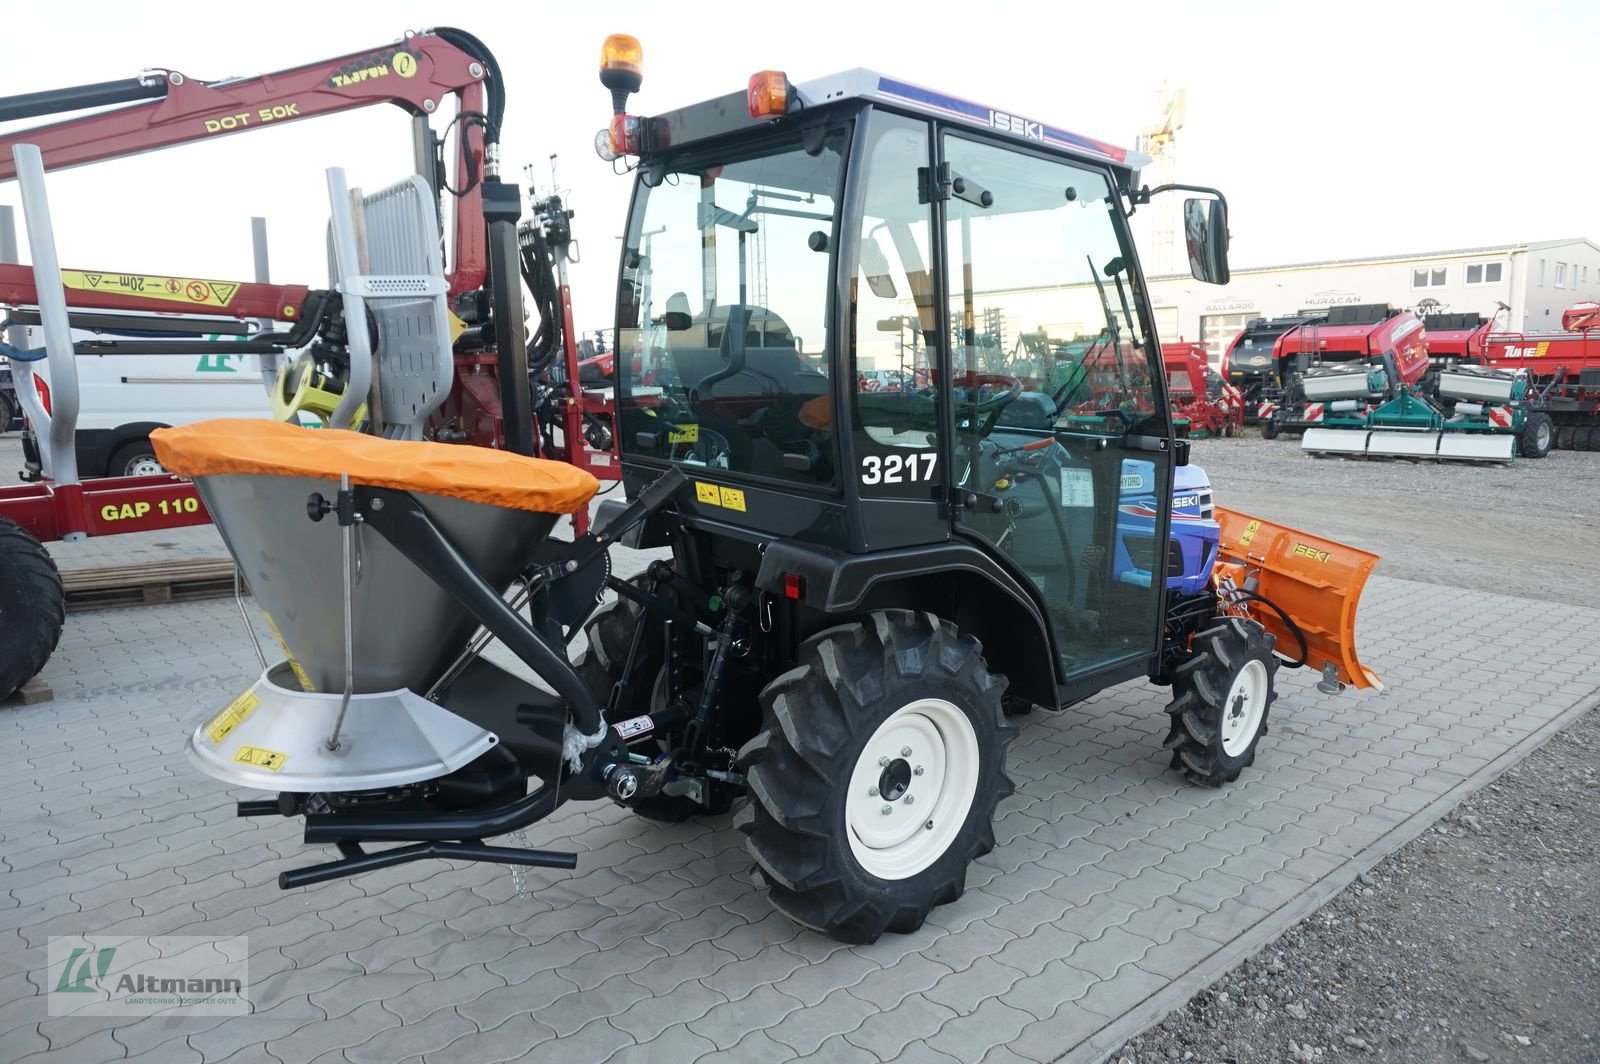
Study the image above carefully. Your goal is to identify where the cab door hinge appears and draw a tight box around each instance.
[921,163,993,208]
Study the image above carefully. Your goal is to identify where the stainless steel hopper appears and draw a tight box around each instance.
[194,471,558,695]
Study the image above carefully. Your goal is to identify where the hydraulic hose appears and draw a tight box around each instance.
[519,223,562,375]
[428,27,504,143]
[1227,588,1309,668]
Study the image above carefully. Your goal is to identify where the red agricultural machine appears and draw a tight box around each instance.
[1161,341,1242,438]
[1256,305,1428,437]
[1562,301,1599,332]
[1221,313,1321,423]
[1418,311,1493,373]
[1479,306,1600,450]
[1254,305,1549,462]
[0,29,616,699]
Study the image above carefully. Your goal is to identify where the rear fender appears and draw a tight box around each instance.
[1213,507,1382,691]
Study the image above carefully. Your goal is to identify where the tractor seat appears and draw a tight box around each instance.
[152,419,600,515]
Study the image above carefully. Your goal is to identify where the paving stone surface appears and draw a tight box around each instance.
[3,506,1597,1063]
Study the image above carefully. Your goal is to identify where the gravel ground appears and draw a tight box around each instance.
[1189,430,1600,608]
[1117,704,1600,1064]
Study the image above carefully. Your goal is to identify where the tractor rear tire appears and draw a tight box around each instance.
[737,611,1014,943]
[1163,617,1277,787]
[1518,412,1554,459]
[1578,426,1599,451]
[0,518,66,703]
[574,572,735,822]
[1556,426,1576,450]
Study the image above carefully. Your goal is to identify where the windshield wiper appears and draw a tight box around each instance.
[1103,257,1144,353]
[1087,255,1137,398]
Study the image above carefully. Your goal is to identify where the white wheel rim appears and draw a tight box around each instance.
[845,697,979,881]
[1220,659,1269,757]
[127,456,165,477]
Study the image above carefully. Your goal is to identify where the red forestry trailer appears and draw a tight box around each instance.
[0,29,615,700]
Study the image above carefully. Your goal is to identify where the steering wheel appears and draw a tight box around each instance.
[951,371,1024,437]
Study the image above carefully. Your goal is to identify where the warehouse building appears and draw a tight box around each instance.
[856,238,1600,379]
[1147,237,1600,366]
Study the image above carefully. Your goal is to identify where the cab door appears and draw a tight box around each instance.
[935,130,1172,681]
[845,111,947,550]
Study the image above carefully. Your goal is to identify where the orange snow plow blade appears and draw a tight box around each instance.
[1213,508,1382,691]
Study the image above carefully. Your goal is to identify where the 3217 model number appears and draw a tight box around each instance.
[860,453,936,485]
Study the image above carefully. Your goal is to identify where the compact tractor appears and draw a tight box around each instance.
[13,34,1381,942]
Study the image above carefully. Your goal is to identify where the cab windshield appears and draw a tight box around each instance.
[940,135,1162,437]
[614,126,849,487]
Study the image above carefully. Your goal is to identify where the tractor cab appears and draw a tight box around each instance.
[602,54,1233,701]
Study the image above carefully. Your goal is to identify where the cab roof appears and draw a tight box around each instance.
[644,69,1149,178]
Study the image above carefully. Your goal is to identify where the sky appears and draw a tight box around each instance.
[2,0,1597,336]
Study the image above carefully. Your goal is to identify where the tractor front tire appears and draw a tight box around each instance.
[1261,418,1281,440]
[1518,412,1554,459]
[0,518,66,703]
[738,611,1014,943]
[1556,426,1576,451]
[1164,618,1277,787]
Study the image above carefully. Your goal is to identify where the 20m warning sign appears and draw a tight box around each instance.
[60,270,240,308]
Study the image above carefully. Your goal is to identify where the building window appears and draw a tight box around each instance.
[1412,266,1447,288]
[1584,266,1590,285]
[1464,261,1503,285]
[1202,312,1254,368]
[1538,259,1546,286]
[1556,262,1567,288]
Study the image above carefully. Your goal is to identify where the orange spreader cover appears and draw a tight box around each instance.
[152,419,600,516]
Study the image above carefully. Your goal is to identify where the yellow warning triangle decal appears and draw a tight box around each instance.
[210,282,239,304]
[85,273,102,288]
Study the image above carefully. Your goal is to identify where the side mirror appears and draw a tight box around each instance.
[1183,197,1230,285]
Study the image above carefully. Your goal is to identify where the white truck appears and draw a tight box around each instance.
[18,337,278,478]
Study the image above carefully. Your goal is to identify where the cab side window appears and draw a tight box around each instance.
[850,114,939,494]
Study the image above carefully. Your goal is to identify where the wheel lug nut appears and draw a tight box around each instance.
[868,786,879,797]
[881,804,893,815]
[904,795,915,805]
[878,756,890,767]
[913,765,924,776]
[901,747,912,757]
